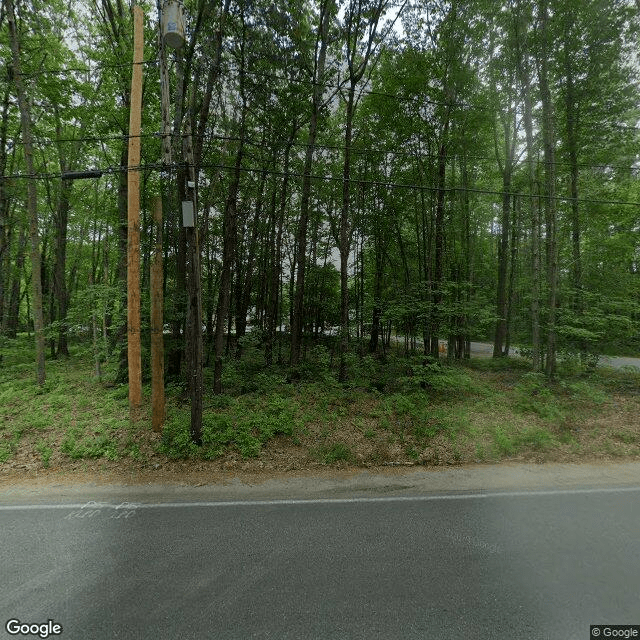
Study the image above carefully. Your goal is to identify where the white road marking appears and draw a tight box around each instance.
[1,485,640,510]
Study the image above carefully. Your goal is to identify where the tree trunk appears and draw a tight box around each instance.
[537,0,558,378]
[492,106,517,358]
[52,174,72,358]
[290,0,331,368]
[430,117,449,360]
[7,0,46,384]
[563,21,582,314]
[0,85,11,332]
[4,225,26,338]
[338,84,356,382]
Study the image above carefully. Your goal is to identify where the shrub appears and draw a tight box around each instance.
[315,442,355,464]
[157,412,200,459]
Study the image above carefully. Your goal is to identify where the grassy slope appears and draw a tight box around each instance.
[1,334,639,473]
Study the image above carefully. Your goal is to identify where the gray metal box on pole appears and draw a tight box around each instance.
[182,200,194,227]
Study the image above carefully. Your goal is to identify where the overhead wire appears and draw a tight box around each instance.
[4,20,639,201]
[4,160,640,208]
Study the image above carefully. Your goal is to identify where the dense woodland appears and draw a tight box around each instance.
[1,0,639,394]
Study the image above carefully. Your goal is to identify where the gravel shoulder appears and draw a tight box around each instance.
[2,460,640,505]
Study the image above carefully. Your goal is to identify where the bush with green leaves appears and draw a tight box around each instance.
[513,372,563,421]
[295,343,334,383]
[397,358,480,396]
[493,426,555,457]
[61,428,120,460]
[157,413,201,459]
[313,442,355,464]
[36,440,53,467]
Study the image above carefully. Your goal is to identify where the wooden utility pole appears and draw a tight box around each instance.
[7,0,46,385]
[183,122,203,445]
[128,5,144,414]
[151,196,165,432]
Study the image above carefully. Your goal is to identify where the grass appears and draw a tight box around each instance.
[1,334,639,471]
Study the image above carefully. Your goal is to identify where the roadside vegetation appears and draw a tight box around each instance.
[1,334,639,476]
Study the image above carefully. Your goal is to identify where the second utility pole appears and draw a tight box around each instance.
[127,5,144,416]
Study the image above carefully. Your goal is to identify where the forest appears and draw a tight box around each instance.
[1,0,639,468]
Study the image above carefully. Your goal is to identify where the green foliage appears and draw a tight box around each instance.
[157,413,200,460]
[0,441,17,463]
[493,426,555,456]
[159,392,300,460]
[35,439,53,467]
[61,428,120,460]
[561,380,607,405]
[414,416,452,442]
[294,344,336,384]
[396,358,482,397]
[314,442,355,464]
[514,373,565,422]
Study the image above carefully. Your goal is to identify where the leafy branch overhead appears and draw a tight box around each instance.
[0,0,638,400]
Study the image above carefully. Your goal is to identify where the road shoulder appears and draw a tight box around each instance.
[1,460,640,505]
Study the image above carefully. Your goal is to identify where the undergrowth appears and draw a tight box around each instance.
[1,334,639,468]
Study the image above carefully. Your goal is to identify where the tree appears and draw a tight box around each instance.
[6,0,46,384]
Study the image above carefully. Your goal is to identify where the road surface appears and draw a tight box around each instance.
[450,340,640,370]
[2,464,639,640]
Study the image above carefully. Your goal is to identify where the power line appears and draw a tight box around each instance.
[4,161,640,208]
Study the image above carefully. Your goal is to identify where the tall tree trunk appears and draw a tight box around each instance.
[368,192,385,354]
[493,106,517,357]
[514,7,541,371]
[7,0,46,384]
[537,0,558,378]
[5,225,26,338]
[338,84,356,381]
[290,0,331,368]
[563,21,582,314]
[505,195,520,355]
[52,103,77,359]
[52,177,71,357]
[213,47,247,393]
[235,169,267,354]
[430,117,449,360]
[0,85,11,332]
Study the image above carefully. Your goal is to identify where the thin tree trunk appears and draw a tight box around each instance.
[290,0,331,368]
[563,22,582,314]
[430,117,449,360]
[0,85,11,332]
[505,195,520,355]
[493,108,516,357]
[537,0,558,378]
[7,0,45,384]
[213,89,246,395]
[338,84,356,381]
[5,225,26,338]
[515,6,542,372]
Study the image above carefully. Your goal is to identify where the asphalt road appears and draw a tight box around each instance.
[469,341,640,370]
[2,481,639,640]
[391,337,640,370]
